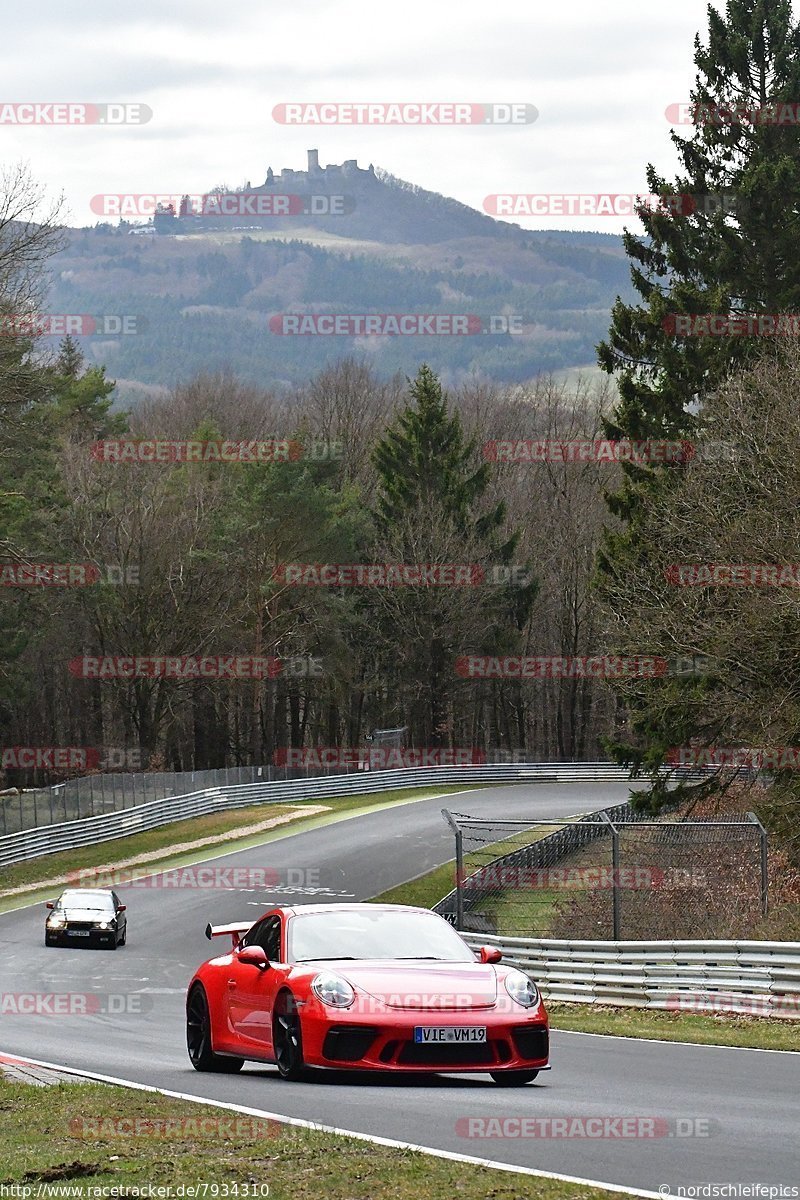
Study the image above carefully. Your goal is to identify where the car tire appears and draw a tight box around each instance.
[120,927,126,946]
[186,985,243,1073]
[490,1070,539,1086]
[273,991,306,1081]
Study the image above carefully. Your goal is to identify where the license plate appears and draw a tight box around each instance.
[68,930,91,937]
[414,1026,486,1044]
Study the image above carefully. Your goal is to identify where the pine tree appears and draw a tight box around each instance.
[597,1,800,793]
[599,0,800,528]
[371,365,537,743]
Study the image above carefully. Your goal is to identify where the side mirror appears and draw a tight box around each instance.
[478,945,502,964]
[238,945,269,970]
[45,901,54,910]
[117,904,127,913]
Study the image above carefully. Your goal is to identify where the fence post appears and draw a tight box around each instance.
[600,810,621,939]
[747,811,768,916]
[442,809,464,929]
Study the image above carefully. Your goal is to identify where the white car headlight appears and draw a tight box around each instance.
[504,969,539,1008]
[47,915,66,927]
[311,972,355,1008]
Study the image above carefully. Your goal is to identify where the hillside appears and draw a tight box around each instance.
[47,154,635,396]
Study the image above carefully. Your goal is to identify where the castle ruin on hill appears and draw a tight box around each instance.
[252,149,375,190]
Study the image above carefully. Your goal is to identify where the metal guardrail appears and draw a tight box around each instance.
[461,933,800,1018]
[0,762,646,868]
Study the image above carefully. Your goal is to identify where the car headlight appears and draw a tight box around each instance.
[98,921,110,930]
[46,915,66,928]
[504,969,540,1008]
[311,971,355,1008]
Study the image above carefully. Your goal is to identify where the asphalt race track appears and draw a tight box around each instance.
[1,782,798,1194]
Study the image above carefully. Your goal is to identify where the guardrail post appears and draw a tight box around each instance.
[747,811,768,916]
[442,809,464,928]
[600,809,621,939]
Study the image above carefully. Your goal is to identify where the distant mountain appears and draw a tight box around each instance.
[149,150,530,245]
[47,152,635,397]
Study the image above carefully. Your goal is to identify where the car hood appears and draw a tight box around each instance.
[334,961,499,1010]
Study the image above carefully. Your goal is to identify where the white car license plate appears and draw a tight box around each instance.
[414,1026,486,1044]
[68,930,91,937]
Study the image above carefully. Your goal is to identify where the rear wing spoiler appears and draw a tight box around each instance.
[205,921,251,949]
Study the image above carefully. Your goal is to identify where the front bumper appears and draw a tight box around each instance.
[300,1008,549,1073]
[45,927,117,946]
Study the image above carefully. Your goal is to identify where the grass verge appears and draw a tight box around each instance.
[0,786,475,910]
[370,822,563,911]
[548,1002,800,1052]
[0,1074,631,1199]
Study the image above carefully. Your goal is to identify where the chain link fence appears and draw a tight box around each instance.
[0,761,374,836]
[436,805,768,941]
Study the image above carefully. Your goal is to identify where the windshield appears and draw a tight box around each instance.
[288,909,474,963]
[57,892,114,912]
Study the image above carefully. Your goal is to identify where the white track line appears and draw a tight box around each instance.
[0,1048,674,1199]
[552,1028,800,1054]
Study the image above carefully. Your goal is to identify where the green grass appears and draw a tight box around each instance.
[0,1075,633,1198]
[371,859,459,908]
[0,786,475,907]
[370,823,565,929]
[549,1002,800,1052]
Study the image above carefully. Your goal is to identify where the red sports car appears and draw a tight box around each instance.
[186,902,549,1085]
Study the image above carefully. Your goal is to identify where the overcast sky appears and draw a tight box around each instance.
[2,0,726,235]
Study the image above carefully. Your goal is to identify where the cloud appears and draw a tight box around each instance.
[0,0,724,234]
